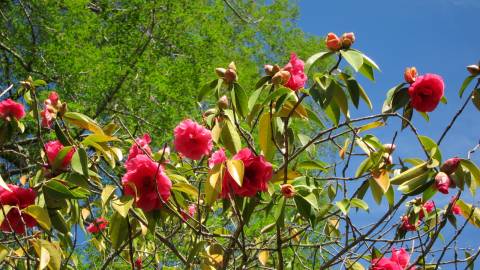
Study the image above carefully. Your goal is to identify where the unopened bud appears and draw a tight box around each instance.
[264,65,274,76]
[217,95,229,110]
[440,157,461,175]
[58,103,67,116]
[435,172,452,194]
[204,108,217,117]
[272,70,291,85]
[224,68,237,83]
[215,68,226,78]
[341,32,355,49]
[280,184,296,198]
[404,67,418,84]
[467,65,480,76]
[325,33,342,51]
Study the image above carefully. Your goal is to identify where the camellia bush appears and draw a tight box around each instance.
[0,32,480,270]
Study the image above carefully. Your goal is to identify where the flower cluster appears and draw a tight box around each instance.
[0,184,37,234]
[40,92,65,128]
[265,53,307,91]
[325,32,355,51]
[371,248,415,270]
[86,217,109,234]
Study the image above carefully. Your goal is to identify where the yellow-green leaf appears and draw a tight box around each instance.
[101,185,116,209]
[111,196,134,218]
[258,250,269,266]
[23,205,51,230]
[205,164,223,205]
[226,159,244,187]
[258,112,274,161]
[372,169,390,193]
[172,182,198,198]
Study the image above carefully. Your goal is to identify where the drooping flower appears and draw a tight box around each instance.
[44,140,75,169]
[86,217,109,234]
[0,99,25,121]
[435,172,452,194]
[407,74,444,112]
[0,185,37,234]
[174,119,213,160]
[208,148,227,169]
[122,155,172,212]
[371,248,414,270]
[127,134,152,163]
[221,148,273,198]
[282,53,307,91]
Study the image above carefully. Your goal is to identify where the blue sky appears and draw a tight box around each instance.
[297,0,479,267]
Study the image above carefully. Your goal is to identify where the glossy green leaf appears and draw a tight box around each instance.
[23,205,51,230]
[109,211,128,250]
[340,50,364,71]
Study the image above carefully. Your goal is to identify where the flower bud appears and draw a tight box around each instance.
[58,103,67,117]
[272,70,291,85]
[466,64,480,76]
[401,215,418,231]
[435,172,452,194]
[203,108,217,117]
[325,33,342,51]
[280,184,296,198]
[215,68,226,78]
[217,95,229,110]
[404,67,418,84]
[383,143,396,154]
[48,92,60,106]
[341,32,355,49]
[440,157,461,175]
[264,65,274,76]
[228,61,237,71]
[224,68,237,83]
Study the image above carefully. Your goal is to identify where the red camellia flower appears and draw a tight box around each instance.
[174,119,213,160]
[441,157,461,175]
[122,155,172,212]
[435,172,452,194]
[127,134,153,163]
[372,248,414,270]
[419,201,435,219]
[0,185,37,234]
[86,217,108,234]
[282,53,307,91]
[0,99,26,121]
[221,148,273,198]
[47,92,59,106]
[208,148,227,169]
[407,73,444,112]
[44,140,75,169]
[401,215,418,231]
[325,33,342,51]
[135,258,142,270]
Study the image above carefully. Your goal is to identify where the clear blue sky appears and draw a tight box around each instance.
[298,0,479,266]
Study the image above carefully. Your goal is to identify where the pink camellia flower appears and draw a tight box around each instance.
[0,99,26,121]
[419,201,435,219]
[435,172,452,194]
[221,148,273,198]
[41,107,54,128]
[44,140,75,169]
[282,53,307,91]
[325,33,342,51]
[86,217,109,234]
[371,248,414,270]
[208,148,227,169]
[407,74,444,112]
[47,92,59,106]
[440,157,461,175]
[181,203,197,221]
[401,215,418,231]
[122,155,172,212]
[127,134,152,163]
[0,184,37,234]
[174,119,213,160]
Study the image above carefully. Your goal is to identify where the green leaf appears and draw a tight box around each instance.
[461,159,480,187]
[456,199,480,227]
[109,211,128,250]
[232,83,249,118]
[63,112,104,134]
[198,79,218,101]
[472,88,480,111]
[112,196,134,218]
[220,119,242,154]
[358,64,375,81]
[369,178,383,205]
[248,87,263,111]
[336,199,350,215]
[401,104,413,130]
[101,185,116,209]
[274,197,286,226]
[296,160,328,172]
[340,50,364,71]
[172,182,198,198]
[23,205,51,230]
[205,164,223,206]
[49,210,69,234]
[304,51,332,74]
[54,122,70,146]
[44,180,88,199]
[258,112,275,162]
[71,148,89,177]
[325,101,340,126]
[459,76,475,98]
[226,160,244,187]
[350,198,369,212]
[31,240,61,270]
[390,162,428,185]
[419,135,442,166]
